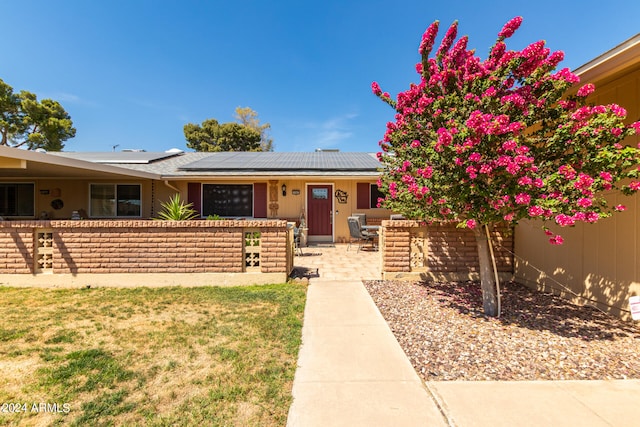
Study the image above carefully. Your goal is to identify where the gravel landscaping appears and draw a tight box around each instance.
[364,280,640,381]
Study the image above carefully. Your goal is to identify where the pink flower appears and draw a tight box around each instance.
[389,182,397,198]
[437,127,453,146]
[611,127,622,137]
[571,106,592,121]
[498,16,523,39]
[546,50,564,67]
[419,21,440,55]
[574,173,594,190]
[371,82,382,96]
[550,235,564,245]
[599,172,612,182]
[401,174,415,184]
[479,164,493,174]
[576,83,595,97]
[502,140,517,151]
[417,166,433,178]
[503,213,515,221]
[528,206,544,217]
[553,68,580,84]
[559,100,576,110]
[515,193,531,205]
[482,86,497,98]
[466,165,478,179]
[518,176,533,186]
[555,214,575,227]
[411,139,421,148]
[436,21,458,58]
[469,152,482,162]
[609,104,627,118]
[573,212,586,221]
[615,205,626,211]
[577,198,592,208]
[585,212,599,223]
[466,219,477,229]
[629,181,640,191]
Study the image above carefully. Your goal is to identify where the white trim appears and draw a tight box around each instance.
[88,183,143,218]
[0,145,160,180]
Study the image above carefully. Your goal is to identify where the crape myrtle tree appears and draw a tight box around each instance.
[372,17,640,317]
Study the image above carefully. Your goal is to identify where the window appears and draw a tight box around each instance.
[312,188,328,199]
[370,184,385,208]
[357,182,384,209]
[0,183,34,217]
[90,184,141,217]
[202,184,253,217]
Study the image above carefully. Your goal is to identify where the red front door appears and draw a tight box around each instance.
[307,184,333,241]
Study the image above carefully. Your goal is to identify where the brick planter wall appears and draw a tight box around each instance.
[0,225,35,274]
[381,220,514,280]
[0,220,290,276]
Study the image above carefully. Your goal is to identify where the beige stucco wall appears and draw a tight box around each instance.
[166,177,391,243]
[2,178,155,219]
[514,54,640,321]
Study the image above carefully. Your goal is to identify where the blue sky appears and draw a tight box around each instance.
[2,0,638,153]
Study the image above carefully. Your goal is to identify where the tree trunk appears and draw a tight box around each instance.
[473,226,499,317]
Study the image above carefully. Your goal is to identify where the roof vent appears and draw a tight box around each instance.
[315,148,340,152]
[121,149,146,152]
[165,148,184,154]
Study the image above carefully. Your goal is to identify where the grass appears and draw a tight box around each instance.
[0,283,306,426]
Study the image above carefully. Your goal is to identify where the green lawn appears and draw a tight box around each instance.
[0,283,306,426]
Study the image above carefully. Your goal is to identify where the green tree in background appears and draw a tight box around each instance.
[235,106,274,151]
[184,107,272,152]
[0,78,76,151]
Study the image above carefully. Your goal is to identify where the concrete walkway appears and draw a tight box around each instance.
[287,244,640,426]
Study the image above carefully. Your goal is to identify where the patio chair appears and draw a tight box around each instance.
[351,212,367,225]
[347,216,376,252]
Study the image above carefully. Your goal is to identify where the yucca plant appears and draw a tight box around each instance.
[156,194,199,220]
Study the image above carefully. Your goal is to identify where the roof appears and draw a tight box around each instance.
[573,33,640,84]
[115,151,382,178]
[50,151,182,164]
[1,147,381,180]
[179,152,380,172]
[0,145,161,180]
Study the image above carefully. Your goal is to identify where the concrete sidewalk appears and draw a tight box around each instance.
[286,278,446,426]
[429,379,640,426]
[287,245,640,426]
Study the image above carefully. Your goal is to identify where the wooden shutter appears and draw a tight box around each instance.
[253,183,267,218]
[187,182,202,215]
[357,182,370,209]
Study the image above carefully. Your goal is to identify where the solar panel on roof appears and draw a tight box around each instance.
[50,151,181,164]
[178,152,380,171]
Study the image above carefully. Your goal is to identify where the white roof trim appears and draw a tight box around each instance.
[0,146,161,180]
[573,33,640,80]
